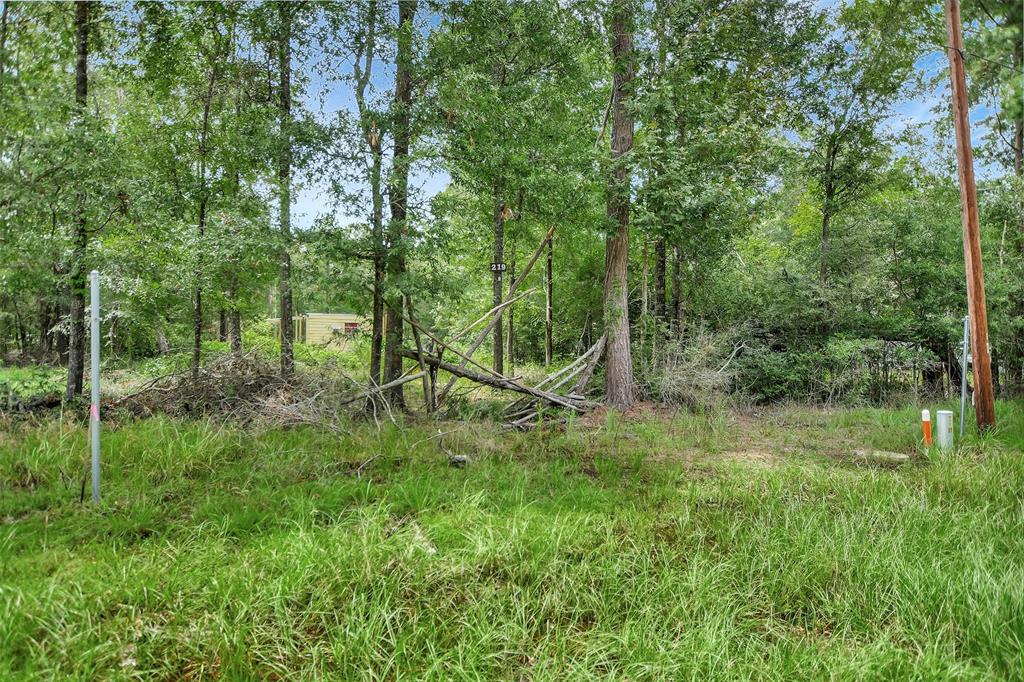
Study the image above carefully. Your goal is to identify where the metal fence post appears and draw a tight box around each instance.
[959,314,969,439]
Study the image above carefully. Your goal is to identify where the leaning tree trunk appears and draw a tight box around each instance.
[382,0,417,409]
[603,0,636,410]
[278,1,294,377]
[65,0,89,401]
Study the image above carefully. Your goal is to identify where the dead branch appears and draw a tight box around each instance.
[398,349,593,412]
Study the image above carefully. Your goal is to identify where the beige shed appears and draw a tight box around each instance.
[268,312,367,348]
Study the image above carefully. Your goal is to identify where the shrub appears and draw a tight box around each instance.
[644,326,738,412]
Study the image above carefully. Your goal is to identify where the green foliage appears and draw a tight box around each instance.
[1,0,1022,405]
[0,366,64,404]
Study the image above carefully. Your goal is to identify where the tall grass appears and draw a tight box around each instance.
[1,403,1022,679]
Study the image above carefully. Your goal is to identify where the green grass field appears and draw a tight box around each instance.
[2,402,1023,680]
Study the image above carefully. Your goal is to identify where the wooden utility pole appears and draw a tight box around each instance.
[944,0,995,429]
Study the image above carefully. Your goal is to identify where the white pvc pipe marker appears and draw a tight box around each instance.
[90,270,100,503]
[936,410,954,450]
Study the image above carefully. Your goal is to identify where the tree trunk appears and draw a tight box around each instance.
[278,1,294,378]
[55,298,69,362]
[156,318,170,355]
[492,194,505,376]
[38,301,54,359]
[65,0,89,401]
[1010,39,1023,390]
[654,236,666,325]
[819,141,837,286]
[1014,41,1022,180]
[218,309,227,341]
[603,0,635,410]
[227,273,242,354]
[992,352,1001,398]
[382,0,417,409]
[820,208,833,285]
[352,0,384,390]
[11,298,26,355]
[192,200,205,380]
[0,1,9,100]
[545,233,553,366]
[190,22,222,381]
[370,267,384,385]
[506,238,515,370]
[671,245,682,331]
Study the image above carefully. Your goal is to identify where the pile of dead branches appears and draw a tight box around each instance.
[112,351,363,428]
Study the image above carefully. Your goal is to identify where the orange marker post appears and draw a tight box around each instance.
[921,409,933,448]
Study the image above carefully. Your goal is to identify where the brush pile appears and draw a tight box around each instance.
[113,351,362,429]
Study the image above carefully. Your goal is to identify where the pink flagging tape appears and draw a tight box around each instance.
[90,403,100,422]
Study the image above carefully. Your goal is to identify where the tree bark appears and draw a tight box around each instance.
[382,0,417,409]
[192,200,205,380]
[506,237,515,371]
[819,140,837,286]
[156,318,170,355]
[671,244,682,331]
[1009,32,1023,389]
[820,208,833,285]
[1014,40,1022,179]
[227,273,241,354]
[190,18,224,381]
[65,0,89,401]
[603,0,635,410]
[654,236,666,325]
[545,233,553,366]
[218,309,227,341]
[352,0,384,387]
[278,1,294,377]
[38,301,53,359]
[492,194,505,375]
[0,1,9,100]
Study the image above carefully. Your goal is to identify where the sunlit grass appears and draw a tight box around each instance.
[1,403,1022,679]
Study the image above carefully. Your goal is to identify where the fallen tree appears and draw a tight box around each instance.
[397,349,596,412]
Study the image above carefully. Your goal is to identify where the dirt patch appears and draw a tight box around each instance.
[718,447,781,466]
[577,401,679,429]
[651,446,782,468]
